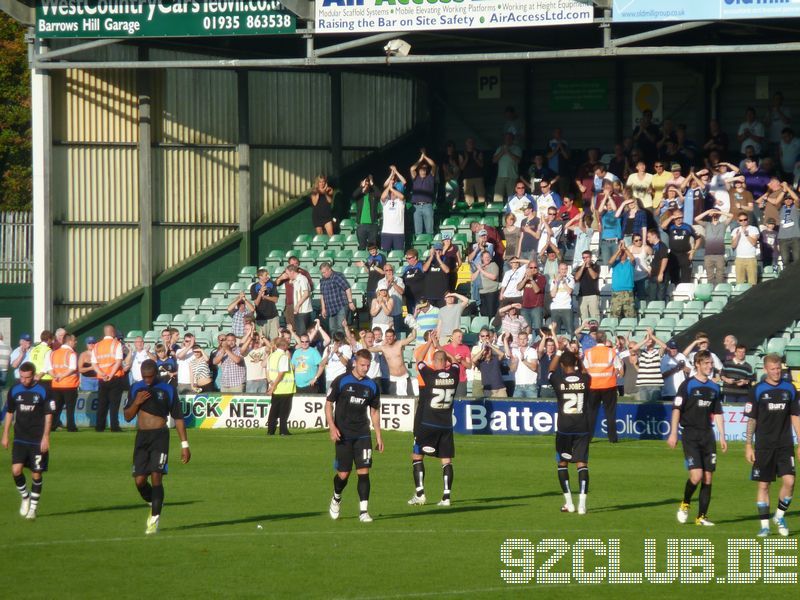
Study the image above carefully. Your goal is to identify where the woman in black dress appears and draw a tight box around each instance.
[309,174,334,235]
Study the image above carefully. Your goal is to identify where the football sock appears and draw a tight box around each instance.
[757,502,770,529]
[151,484,164,517]
[776,497,792,519]
[357,474,370,513]
[137,482,153,504]
[698,483,711,517]
[442,463,453,500]
[412,460,425,496]
[13,474,28,499]
[577,467,589,495]
[333,474,348,501]
[557,467,573,507]
[683,479,698,505]
[30,479,42,511]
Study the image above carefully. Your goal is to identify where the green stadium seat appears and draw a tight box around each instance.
[328,234,346,249]
[125,330,144,342]
[701,300,725,316]
[683,300,704,315]
[153,313,172,329]
[731,283,751,296]
[617,318,637,334]
[204,314,224,333]
[352,250,369,262]
[458,217,473,228]
[171,314,190,329]
[210,282,230,299]
[188,314,206,334]
[388,250,404,261]
[343,266,362,279]
[662,300,684,317]
[267,249,284,260]
[637,316,659,330]
[337,249,354,260]
[643,301,665,316]
[216,297,232,313]
[143,330,159,344]
[694,283,714,302]
[452,233,469,247]
[339,218,356,233]
[352,281,367,294]
[785,338,800,367]
[655,317,676,334]
[264,262,281,274]
[441,216,460,228]
[676,316,699,330]
[238,266,258,285]
[766,338,787,357]
[599,317,618,334]
[229,282,248,296]
[470,316,490,333]
[460,316,472,331]
[198,297,218,315]
[416,234,433,246]
[319,250,337,262]
[343,234,359,248]
[310,234,330,249]
[711,283,732,300]
[293,234,312,250]
[181,297,202,315]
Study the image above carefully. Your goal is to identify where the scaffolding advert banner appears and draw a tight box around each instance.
[612,0,800,23]
[35,0,296,38]
[314,0,594,34]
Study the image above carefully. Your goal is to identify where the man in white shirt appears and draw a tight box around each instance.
[377,264,405,333]
[498,258,527,305]
[502,331,539,398]
[505,185,535,223]
[288,265,313,335]
[660,340,689,400]
[175,332,196,395]
[128,336,153,383]
[320,331,353,390]
[548,262,574,335]
[731,212,760,285]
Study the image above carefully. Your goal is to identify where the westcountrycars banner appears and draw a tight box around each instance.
[314,0,594,34]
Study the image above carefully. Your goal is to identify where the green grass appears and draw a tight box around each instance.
[1,430,797,598]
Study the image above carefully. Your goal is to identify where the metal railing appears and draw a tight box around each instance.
[0,211,33,284]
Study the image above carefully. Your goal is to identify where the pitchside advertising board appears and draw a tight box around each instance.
[612,0,800,22]
[56,392,768,442]
[35,0,296,38]
[314,0,594,34]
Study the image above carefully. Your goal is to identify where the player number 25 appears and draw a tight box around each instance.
[562,393,584,415]
[431,388,455,410]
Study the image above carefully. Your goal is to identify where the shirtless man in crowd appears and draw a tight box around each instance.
[367,328,416,396]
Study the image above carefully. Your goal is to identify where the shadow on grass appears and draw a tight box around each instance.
[588,498,676,513]
[166,510,324,531]
[378,502,525,520]
[459,491,561,504]
[712,514,764,525]
[47,500,198,517]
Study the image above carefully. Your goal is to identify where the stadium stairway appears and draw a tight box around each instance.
[674,258,800,358]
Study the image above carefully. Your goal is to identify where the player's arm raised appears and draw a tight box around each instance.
[370,406,384,453]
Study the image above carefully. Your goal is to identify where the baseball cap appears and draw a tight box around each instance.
[433,242,443,250]
[666,340,678,349]
[441,232,452,240]
[20,333,31,342]
[670,163,681,171]
[85,336,97,344]
[477,229,488,236]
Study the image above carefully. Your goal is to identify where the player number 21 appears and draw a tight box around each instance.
[562,393,584,415]
[431,388,455,410]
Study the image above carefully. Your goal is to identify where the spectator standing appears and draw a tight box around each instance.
[242,331,268,394]
[318,262,355,335]
[505,331,538,398]
[694,209,731,286]
[442,140,461,209]
[309,174,334,236]
[650,161,671,214]
[646,228,669,301]
[175,333,196,395]
[442,329,471,397]
[505,183,534,224]
[472,251,500,318]
[621,195,648,246]
[319,331,353,391]
[422,242,451,307]
[352,175,380,250]
[251,269,280,341]
[498,257,526,306]
[378,264,405,333]
[731,213,760,284]
[214,333,246,393]
[410,151,437,235]
[0,333,10,388]
[286,265,313,335]
[459,137,486,206]
[546,128,571,191]
[401,249,425,315]
[127,336,154,384]
[758,218,779,272]
[380,166,407,252]
[471,329,507,398]
[779,128,800,176]
[720,344,755,404]
[660,340,689,401]
[501,214,522,271]
[92,324,126,432]
[516,204,541,261]
[189,346,214,393]
[290,330,323,393]
[777,188,800,266]
[154,343,177,387]
[567,212,595,268]
[534,180,562,221]
[227,292,254,339]
[597,188,623,264]
[737,107,766,157]
[573,251,600,322]
[663,211,699,284]
[412,299,440,345]
[357,244,386,303]
[78,336,98,392]
[369,283,395,333]
[9,333,32,382]
[517,260,547,332]
[628,233,651,311]
[46,334,80,432]
[548,262,574,335]
[631,329,666,403]
[437,292,470,340]
[266,338,296,436]
[626,161,654,208]
[494,303,529,339]
[492,133,522,204]
[608,242,637,319]
[584,331,622,443]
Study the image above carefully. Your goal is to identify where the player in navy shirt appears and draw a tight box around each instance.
[408,353,459,507]
[744,353,800,537]
[2,362,53,520]
[124,359,190,535]
[667,350,727,526]
[325,350,383,523]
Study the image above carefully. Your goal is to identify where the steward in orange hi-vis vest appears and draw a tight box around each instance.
[46,334,80,431]
[582,332,622,444]
[91,325,127,432]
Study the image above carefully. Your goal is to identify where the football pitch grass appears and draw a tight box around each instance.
[1,429,797,599]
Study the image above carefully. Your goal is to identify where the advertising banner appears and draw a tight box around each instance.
[550,79,608,111]
[36,0,296,39]
[314,0,594,34]
[612,0,800,23]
